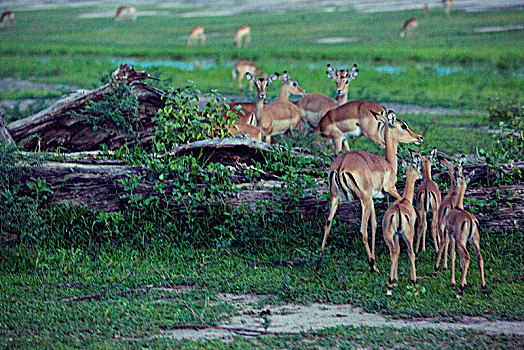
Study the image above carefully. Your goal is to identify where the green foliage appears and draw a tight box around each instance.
[70,83,140,140]
[487,92,523,122]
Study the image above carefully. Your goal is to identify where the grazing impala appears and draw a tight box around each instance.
[315,100,418,154]
[230,71,306,126]
[297,63,358,128]
[399,17,418,38]
[414,148,442,255]
[233,25,251,48]
[434,170,488,298]
[443,0,452,16]
[0,11,15,28]
[320,111,423,271]
[186,26,206,46]
[245,72,302,144]
[383,156,423,294]
[114,5,137,20]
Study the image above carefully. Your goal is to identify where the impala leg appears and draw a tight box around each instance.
[450,236,457,287]
[360,199,376,271]
[443,234,449,270]
[470,231,488,295]
[321,184,339,255]
[404,228,417,284]
[370,204,377,261]
[433,228,447,276]
[384,233,397,295]
[238,74,244,90]
[415,203,425,254]
[456,238,471,299]
[431,205,440,253]
[332,136,343,154]
[393,234,400,282]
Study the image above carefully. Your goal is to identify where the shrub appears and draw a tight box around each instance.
[486,92,523,122]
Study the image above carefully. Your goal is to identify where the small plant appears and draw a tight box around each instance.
[486,92,522,122]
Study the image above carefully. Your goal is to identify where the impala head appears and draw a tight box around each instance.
[326,63,358,97]
[453,168,474,191]
[279,71,306,97]
[401,154,423,181]
[246,72,278,100]
[373,110,423,145]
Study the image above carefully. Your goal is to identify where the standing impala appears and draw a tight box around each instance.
[233,25,251,48]
[434,170,488,298]
[399,17,418,38]
[382,156,423,294]
[230,71,306,126]
[316,100,410,154]
[297,63,358,128]
[186,26,206,46]
[232,60,264,92]
[414,148,442,255]
[245,72,302,144]
[320,111,423,271]
[0,11,15,28]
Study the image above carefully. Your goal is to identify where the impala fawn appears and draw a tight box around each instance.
[382,155,423,294]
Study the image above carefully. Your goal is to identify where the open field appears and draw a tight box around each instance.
[1,1,523,348]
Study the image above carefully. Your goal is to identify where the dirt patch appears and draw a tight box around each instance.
[317,37,360,44]
[0,78,77,92]
[159,293,524,340]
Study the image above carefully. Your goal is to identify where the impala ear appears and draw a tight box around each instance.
[279,71,290,83]
[430,147,438,161]
[370,110,381,120]
[245,72,255,82]
[399,157,408,169]
[465,170,476,184]
[268,72,279,83]
[326,64,337,80]
[387,110,397,126]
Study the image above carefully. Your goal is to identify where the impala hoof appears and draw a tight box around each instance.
[386,289,393,296]
[450,283,456,288]
[433,269,439,276]
[481,285,489,295]
[411,279,418,285]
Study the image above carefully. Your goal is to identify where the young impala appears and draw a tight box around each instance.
[245,72,302,144]
[297,63,358,128]
[230,71,306,126]
[434,169,488,298]
[414,148,442,255]
[399,17,418,38]
[382,156,423,294]
[320,111,423,271]
[436,158,464,270]
[233,25,251,48]
[186,26,206,46]
[315,100,414,154]
[114,5,137,20]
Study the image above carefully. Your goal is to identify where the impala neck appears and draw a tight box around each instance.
[255,97,265,125]
[403,170,417,204]
[384,125,399,176]
[336,93,347,105]
[455,184,466,210]
[277,84,289,102]
[423,160,432,180]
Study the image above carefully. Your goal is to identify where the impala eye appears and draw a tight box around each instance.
[293,82,297,87]
[345,79,349,84]
[401,123,408,130]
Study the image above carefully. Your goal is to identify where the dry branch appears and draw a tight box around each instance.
[0,107,15,146]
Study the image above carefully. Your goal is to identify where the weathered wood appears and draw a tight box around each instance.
[18,156,524,232]
[0,107,15,146]
[7,64,164,152]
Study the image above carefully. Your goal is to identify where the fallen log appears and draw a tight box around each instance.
[17,154,524,232]
[0,107,15,146]
[7,64,164,152]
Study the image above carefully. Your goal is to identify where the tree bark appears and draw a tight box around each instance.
[0,107,15,146]
[7,64,164,152]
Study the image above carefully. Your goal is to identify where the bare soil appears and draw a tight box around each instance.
[158,292,524,341]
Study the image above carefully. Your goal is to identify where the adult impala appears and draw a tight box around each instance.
[297,63,358,128]
[186,26,206,46]
[245,72,302,144]
[233,25,251,48]
[0,11,15,28]
[399,17,418,38]
[230,71,306,126]
[414,148,442,255]
[114,5,137,20]
[320,111,423,271]
[316,100,414,153]
[232,60,264,92]
[382,156,423,294]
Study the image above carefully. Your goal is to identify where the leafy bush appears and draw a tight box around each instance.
[487,92,523,122]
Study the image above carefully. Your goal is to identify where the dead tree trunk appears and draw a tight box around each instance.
[0,107,15,146]
[7,64,164,152]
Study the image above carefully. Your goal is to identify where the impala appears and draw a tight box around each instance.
[434,169,488,298]
[297,63,358,128]
[227,123,262,141]
[315,100,418,154]
[186,26,206,46]
[233,25,251,48]
[414,148,442,255]
[399,17,418,38]
[0,11,15,27]
[383,156,423,294]
[245,72,302,144]
[232,60,264,92]
[229,71,306,126]
[114,5,137,20]
[436,158,464,270]
[443,0,452,16]
[320,111,423,271]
